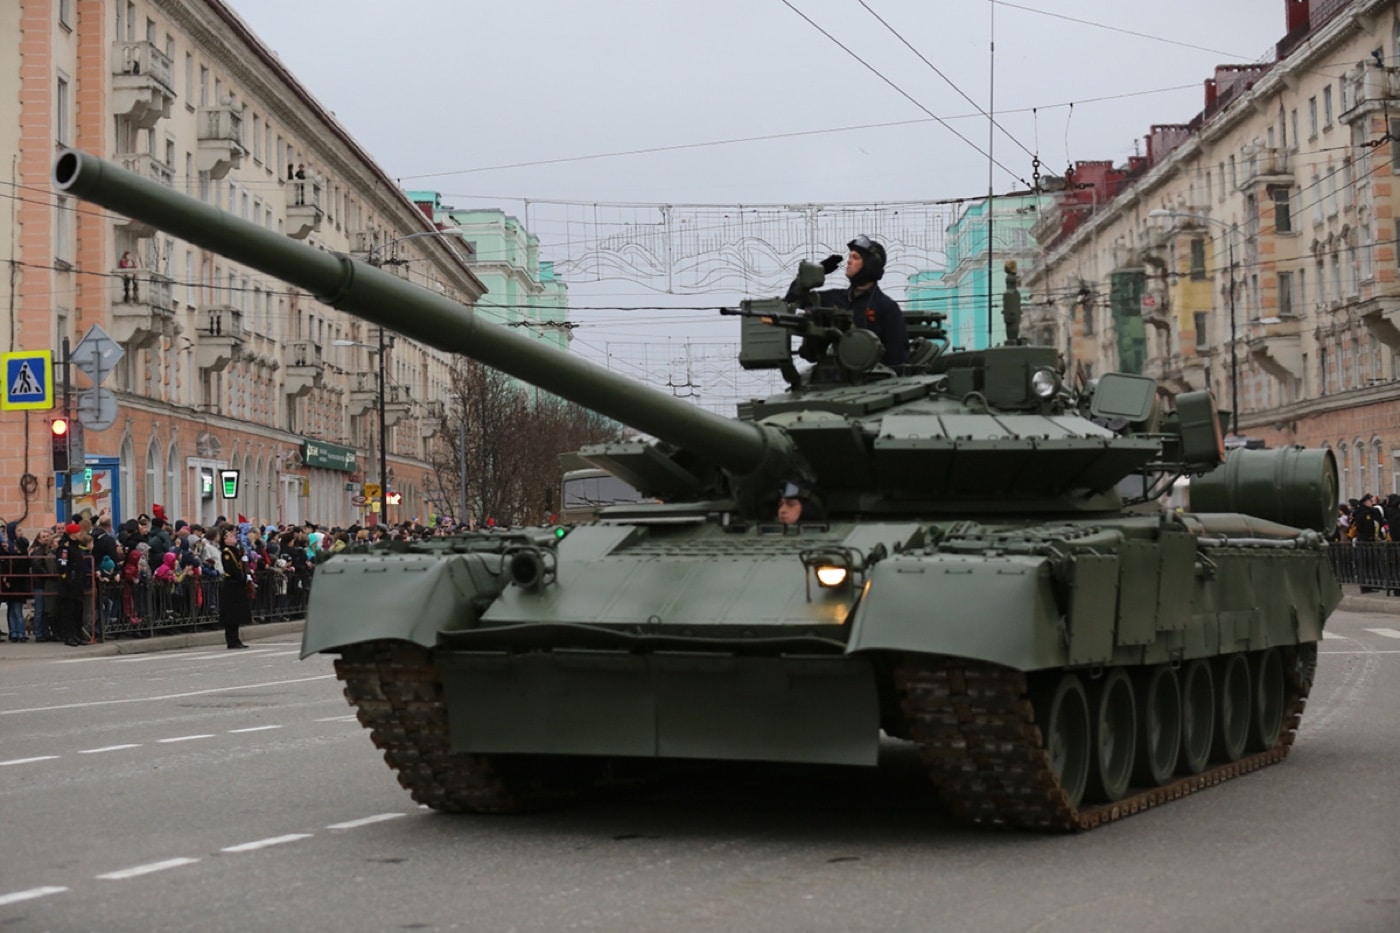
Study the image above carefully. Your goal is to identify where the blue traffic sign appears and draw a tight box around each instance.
[1,350,53,411]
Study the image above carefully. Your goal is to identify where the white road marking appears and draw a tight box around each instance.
[1365,627,1400,639]
[228,725,282,733]
[0,756,59,767]
[315,714,359,723]
[265,650,301,657]
[1322,631,1343,639]
[220,834,312,853]
[0,886,67,906]
[79,744,142,754]
[1320,649,1400,655]
[0,673,336,716]
[96,857,199,880]
[112,656,158,663]
[326,813,407,830]
[157,734,215,743]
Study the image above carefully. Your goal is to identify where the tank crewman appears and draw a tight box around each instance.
[776,479,825,525]
[786,235,909,366]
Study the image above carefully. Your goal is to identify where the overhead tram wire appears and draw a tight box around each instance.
[856,0,1036,161]
[776,0,1031,189]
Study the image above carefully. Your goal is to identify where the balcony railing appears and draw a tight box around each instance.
[111,40,175,128]
[110,270,175,349]
[196,105,246,180]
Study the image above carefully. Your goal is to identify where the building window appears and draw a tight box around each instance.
[1272,187,1291,233]
[1194,311,1209,350]
[55,76,69,145]
[1278,271,1293,317]
[1361,223,1375,281]
[184,52,193,101]
[58,0,71,27]
[1331,253,1343,301]
[1323,86,1333,128]
[1204,169,1212,203]
[199,65,208,107]
[1325,168,1338,216]
[55,196,70,263]
[1290,109,1299,151]
[1298,268,1307,310]
[1228,155,1237,190]
[1190,237,1206,280]
[1309,97,1318,138]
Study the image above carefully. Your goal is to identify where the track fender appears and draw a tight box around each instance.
[300,553,505,658]
[846,553,1065,670]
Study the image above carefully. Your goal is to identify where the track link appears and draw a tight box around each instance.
[893,651,1311,831]
[334,641,571,813]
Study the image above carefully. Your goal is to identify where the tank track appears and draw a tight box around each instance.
[336,640,1313,830]
[892,651,1312,831]
[334,641,571,813]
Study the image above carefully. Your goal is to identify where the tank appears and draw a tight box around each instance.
[54,149,1342,831]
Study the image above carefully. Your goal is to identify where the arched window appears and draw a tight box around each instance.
[166,442,181,521]
[241,451,254,522]
[1375,438,1388,497]
[1356,440,1369,496]
[145,438,163,514]
[1338,441,1350,499]
[119,434,137,521]
[253,455,265,522]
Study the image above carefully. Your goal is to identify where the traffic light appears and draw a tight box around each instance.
[51,418,70,472]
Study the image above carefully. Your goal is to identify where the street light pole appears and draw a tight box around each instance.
[378,325,389,528]
[1147,208,1240,438]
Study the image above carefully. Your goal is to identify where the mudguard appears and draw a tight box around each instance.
[846,553,1066,671]
[300,552,506,658]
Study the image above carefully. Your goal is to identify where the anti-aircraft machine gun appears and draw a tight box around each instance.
[54,149,1340,831]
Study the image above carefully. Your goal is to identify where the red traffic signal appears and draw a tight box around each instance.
[51,418,70,471]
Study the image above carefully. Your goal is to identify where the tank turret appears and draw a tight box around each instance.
[54,149,1341,832]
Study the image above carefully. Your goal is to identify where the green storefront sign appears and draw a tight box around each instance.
[302,439,357,471]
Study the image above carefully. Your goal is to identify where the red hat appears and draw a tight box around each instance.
[237,513,248,524]
[65,522,81,535]
[152,503,167,521]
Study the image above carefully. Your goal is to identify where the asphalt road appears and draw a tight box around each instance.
[1,610,1397,933]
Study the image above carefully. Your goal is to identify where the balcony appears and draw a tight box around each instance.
[111,40,175,128]
[383,384,412,427]
[285,181,323,240]
[284,340,324,398]
[195,305,245,372]
[110,270,176,350]
[196,105,246,180]
[1142,352,1207,394]
[1246,315,1302,384]
[1239,145,1293,190]
[1359,295,1400,350]
[111,154,174,236]
[1340,65,1400,126]
[349,371,378,417]
[419,399,445,438]
[1140,291,1170,332]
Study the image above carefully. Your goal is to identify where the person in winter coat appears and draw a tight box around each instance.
[2,521,31,641]
[218,524,250,649]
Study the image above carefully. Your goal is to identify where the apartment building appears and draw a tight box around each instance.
[1025,0,1400,499]
[0,0,487,527]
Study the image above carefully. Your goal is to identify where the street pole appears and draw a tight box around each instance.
[61,336,72,519]
[378,326,389,527]
[1227,229,1238,438]
[458,413,467,526]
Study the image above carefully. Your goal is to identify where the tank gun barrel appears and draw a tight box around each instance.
[53,149,784,478]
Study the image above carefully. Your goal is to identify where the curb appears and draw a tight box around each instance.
[0,619,305,662]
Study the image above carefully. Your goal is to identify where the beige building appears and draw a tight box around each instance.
[1026,0,1400,501]
[0,0,486,528]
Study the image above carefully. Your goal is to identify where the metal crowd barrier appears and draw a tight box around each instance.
[1328,541,1400,594]
[1,553,313,643]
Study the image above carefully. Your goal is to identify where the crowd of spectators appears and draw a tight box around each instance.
[0,504,456,646]
[1330,493,1400,595]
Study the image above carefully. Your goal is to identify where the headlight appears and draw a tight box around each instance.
[1030,367,1059,399]
[814,565,849,588]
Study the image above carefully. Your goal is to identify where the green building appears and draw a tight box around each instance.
[906,194,1043,350]
[406,194,570,352]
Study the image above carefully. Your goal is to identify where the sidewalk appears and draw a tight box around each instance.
[0,619,305,662]
[1339,585,1400,615]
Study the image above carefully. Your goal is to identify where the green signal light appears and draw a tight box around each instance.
[554,527,567,539]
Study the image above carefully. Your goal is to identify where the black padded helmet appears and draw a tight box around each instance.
[847,235,886,285]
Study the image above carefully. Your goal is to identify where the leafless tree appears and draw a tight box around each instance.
[427,359,622,526]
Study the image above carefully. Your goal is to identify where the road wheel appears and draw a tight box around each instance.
[1211,653,1251,763]
[1085,668,1136,803]
[1178,659,1214,775]
[1132,664,1181,787]
[1035,673,1091,810]
[1248,648,1285,751]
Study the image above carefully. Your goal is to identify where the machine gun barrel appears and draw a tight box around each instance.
[54,149,786,478]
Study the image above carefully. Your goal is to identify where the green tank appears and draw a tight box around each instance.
[55,149,1341,831]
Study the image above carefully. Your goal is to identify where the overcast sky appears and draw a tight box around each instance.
[225,0,1293,402]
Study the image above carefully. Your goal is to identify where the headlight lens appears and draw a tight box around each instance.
[1030,367,1059,398]
[814,565,849,588]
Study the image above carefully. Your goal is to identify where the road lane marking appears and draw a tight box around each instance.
[220,834,311,853]
[79,744,142,754]
[157,734,215,743]
[326,813,407,830]
[228,725,282,733]
[1320,649,1400,654]
[265,650,301,657]
[0,886,67,906]
[315,714,359,723]
[0,756,59,767]
[96,857,199,880]
[112,656,158,663]
[0,673,336,716]
[1365,627,1400,639]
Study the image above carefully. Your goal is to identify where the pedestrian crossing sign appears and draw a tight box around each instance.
[1,350,53,411]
